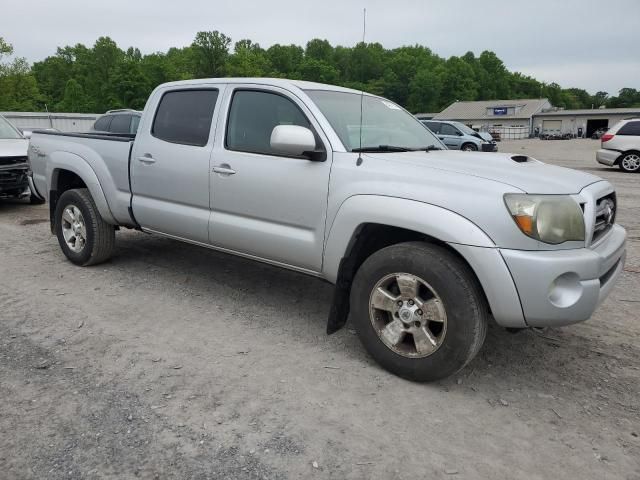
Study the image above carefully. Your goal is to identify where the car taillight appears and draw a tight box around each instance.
[601,134,614,143]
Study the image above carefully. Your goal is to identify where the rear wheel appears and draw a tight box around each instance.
[619,152,640,173]
[461,143,478,152]
[350,242,488,382]
[54,188,115,266]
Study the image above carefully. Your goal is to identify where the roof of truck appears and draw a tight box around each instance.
[158,78,364,95]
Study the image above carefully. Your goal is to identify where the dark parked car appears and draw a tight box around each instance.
[592,127,609,139]
[91,109,142,135]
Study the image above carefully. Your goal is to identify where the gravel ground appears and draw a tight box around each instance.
[1,138,639,479]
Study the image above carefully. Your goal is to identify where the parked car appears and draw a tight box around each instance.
[596,118,640,172]
[91,109,142,135]
[29,78,626,382]
[592,127,609,140]
[18,127,59,139]
[0,115,45,204]
[421,120,498,152]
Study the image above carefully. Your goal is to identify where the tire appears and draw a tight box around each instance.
[54,188,115,266]
[350,242,488,382]
[618,152,640,173]
[461,143,478,152]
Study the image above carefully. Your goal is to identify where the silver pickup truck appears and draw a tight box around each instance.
[28,78,627,381]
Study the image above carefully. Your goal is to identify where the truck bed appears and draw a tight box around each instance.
[29,130,137,226]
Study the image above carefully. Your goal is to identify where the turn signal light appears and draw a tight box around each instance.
[601,134,614,143]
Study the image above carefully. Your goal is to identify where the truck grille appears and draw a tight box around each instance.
[592,193,616,243]
[0,156,28,166]
[0,169,27,186]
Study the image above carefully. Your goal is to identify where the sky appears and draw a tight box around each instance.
[3,0,639,95]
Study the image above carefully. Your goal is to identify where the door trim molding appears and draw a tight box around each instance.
[141,228,326,280]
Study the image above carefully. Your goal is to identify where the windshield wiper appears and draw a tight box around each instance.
[352,145,414,153]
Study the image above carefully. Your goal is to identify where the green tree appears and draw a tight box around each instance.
[191,31,231,77]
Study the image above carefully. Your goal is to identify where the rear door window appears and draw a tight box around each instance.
[423,121,440,133]
[110,114,132,134]
[94,115,112,131]
[152,89,219,146]
[617,121,640,136]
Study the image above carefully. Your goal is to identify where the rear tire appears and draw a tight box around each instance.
[350,242,488,382]
[618,152,640,173]
[461,143,478,152]
[54,188,115,266]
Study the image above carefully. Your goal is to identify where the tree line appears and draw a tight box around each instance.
[1,32,639,114]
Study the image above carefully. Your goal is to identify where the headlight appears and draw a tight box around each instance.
[504,194,585,244]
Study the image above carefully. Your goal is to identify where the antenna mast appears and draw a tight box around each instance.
[357,8,366,165]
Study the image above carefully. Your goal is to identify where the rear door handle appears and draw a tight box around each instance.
[136,154,156,164]
[212,164,236,176]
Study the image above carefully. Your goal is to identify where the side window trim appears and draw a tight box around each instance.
[151,88,219,147]
[224,87,326,160]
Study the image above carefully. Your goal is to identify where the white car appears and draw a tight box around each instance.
[596,118,640,172]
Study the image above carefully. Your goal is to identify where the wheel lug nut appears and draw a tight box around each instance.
[417,310,423,316]
[397,301,403,306]
[408,300,414,306]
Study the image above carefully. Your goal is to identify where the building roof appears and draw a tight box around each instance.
[534,107,640,117]
[434,98,550,120]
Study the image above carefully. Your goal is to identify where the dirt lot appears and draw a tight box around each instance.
[1,139,639,479]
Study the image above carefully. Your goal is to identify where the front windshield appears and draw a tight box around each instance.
[0,116,23,139]
[452,122,477,136]
[305,90,442,151]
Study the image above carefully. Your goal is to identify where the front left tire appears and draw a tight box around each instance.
[461,143,478,152]
[349,242,488,382]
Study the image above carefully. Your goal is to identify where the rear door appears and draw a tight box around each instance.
[131,85,224,243]
[208,85,332,272]
[438,123,463,149]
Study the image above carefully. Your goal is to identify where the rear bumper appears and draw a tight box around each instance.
[596,148,620,166]
[500,225,627,327]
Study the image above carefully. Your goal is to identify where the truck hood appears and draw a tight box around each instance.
[0,138,28,158]
[368,150,601,194]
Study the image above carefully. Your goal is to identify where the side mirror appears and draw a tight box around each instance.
[270,125,319,159]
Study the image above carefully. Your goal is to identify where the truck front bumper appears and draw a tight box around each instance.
[500,224,627,327]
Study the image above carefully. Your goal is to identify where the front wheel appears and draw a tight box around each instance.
[619,153,640,173]
[461,143,478,152]
[54,188,115,266]
[350,242,488,382]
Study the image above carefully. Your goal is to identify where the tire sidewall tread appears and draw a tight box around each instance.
[54,188,115,266]
[350,241,488,382]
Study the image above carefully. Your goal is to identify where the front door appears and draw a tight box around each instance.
[437,123,464,149]
[209,86,332,272]
[131,86,223,243]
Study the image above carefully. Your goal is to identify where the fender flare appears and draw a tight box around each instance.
[322,195,526,332]
[323,195,495,282]
[48,151,117,225]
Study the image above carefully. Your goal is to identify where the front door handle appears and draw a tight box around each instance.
[136,153,156,164]
[212,164,236,176]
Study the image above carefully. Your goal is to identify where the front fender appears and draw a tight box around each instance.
[323,195,495,282]
[48,151,117,225]
[322,195,526,328]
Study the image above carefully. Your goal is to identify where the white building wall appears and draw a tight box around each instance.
[1,112,99,132]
